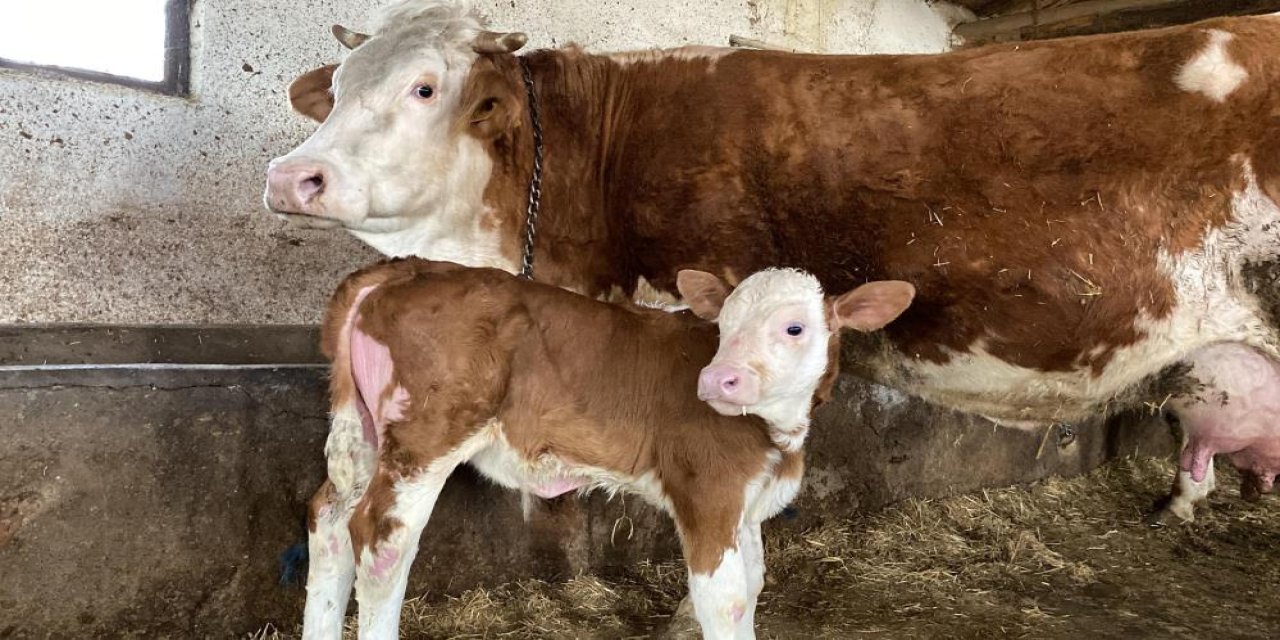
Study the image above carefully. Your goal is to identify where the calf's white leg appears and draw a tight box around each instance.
[351,463,457,640]
[304,403,378,640]
[303,481,358,640]
[675,501,755,640]
[736,522,765,634]
[687,545,752,640]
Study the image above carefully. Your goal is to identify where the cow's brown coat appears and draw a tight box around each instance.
[294,18,1280,378]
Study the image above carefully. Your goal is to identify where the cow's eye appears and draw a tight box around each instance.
[415,85,435,99]
[786,323,804,337]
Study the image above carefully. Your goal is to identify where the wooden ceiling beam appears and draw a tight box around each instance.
[955,0,1280,43]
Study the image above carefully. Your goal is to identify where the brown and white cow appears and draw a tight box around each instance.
[266,1,1280,519]
[303,257,913,639]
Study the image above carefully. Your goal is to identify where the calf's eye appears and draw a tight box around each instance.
[786,323,804,337]
[415,85,435,99]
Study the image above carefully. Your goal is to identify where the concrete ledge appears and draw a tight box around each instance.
[0,327,1173,637]
[0,325,323,366]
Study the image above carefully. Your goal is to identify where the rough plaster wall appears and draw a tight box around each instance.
[0,0,952,324]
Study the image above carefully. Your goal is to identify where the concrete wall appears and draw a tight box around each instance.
[0,360,1172,636]
[0,0,955,324]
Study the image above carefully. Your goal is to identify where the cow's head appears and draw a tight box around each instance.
[678,268,915,429]
[265,1,527,264]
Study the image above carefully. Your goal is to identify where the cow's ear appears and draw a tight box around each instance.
[461,57,521,139]
[828,281,915,332]
[289,64,338,122]
[331,24,370,50]
[678,270,731,321]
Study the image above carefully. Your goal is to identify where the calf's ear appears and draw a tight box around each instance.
[677,270,731,321]
[829,281,915,332]
[289,64,338,123]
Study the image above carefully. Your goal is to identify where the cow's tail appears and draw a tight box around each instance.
[320,260,423,496]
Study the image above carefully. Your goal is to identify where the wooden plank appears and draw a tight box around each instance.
[956,0,1280,43]
[1039,0,1280,39]
[954,0,1177,41]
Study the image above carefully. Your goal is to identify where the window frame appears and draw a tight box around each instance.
[0,0,191,96]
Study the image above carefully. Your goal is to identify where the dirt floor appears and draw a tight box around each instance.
[254,457,1280,639]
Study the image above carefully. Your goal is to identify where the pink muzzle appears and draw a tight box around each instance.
[697,363,761,408]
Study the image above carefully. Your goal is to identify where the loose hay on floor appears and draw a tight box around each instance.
[254,457,1280,639]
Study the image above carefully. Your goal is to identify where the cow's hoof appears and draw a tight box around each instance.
[654,595,700,639]
[1240,473,1266,503]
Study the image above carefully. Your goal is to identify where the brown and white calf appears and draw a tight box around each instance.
[303,258,913,638]
[267,2,1280,520]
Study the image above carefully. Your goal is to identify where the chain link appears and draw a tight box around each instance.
[518,56,544,280]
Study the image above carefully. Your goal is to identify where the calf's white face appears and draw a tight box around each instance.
[678,268,915,427]
[264,3,527,263]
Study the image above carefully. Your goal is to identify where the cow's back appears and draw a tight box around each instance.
[591,16,1280,421]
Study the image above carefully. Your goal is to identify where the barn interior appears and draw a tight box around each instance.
[2,0,1280,637]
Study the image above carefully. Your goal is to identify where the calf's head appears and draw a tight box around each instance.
[677,268,915,426]
[265,1,527,263]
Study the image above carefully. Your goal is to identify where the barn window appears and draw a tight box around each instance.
[0,0,190,95]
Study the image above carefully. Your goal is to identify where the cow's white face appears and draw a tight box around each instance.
[265,3,526,265]
[679,269,915,430]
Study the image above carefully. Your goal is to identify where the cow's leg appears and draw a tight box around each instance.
[685,540,752,640]
[673,501,753,640]
[303,480,357,640]
[350,460,457,640]
[1159,450,1217,524]
[304,401,377,639]
[735,521,765,635]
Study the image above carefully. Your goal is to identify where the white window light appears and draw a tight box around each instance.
[0,0,186,92]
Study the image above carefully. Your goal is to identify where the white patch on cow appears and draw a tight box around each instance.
[608,45,736,71]
[467,426,676,513]
[601,275,688,311]
[1176,29,1248,103]
[893,160,1280,424]
[743,450,802,523]
[633,275,687,311]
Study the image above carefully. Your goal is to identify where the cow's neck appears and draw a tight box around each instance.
[502,48,804,303]
[479,51,626,298]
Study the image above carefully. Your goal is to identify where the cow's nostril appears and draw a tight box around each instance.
[296,173,326,203]
[722,376,739,391]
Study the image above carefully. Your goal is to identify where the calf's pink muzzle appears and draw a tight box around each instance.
[697,363,761,409]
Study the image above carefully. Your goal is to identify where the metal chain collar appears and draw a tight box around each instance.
[517,56,544,280]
